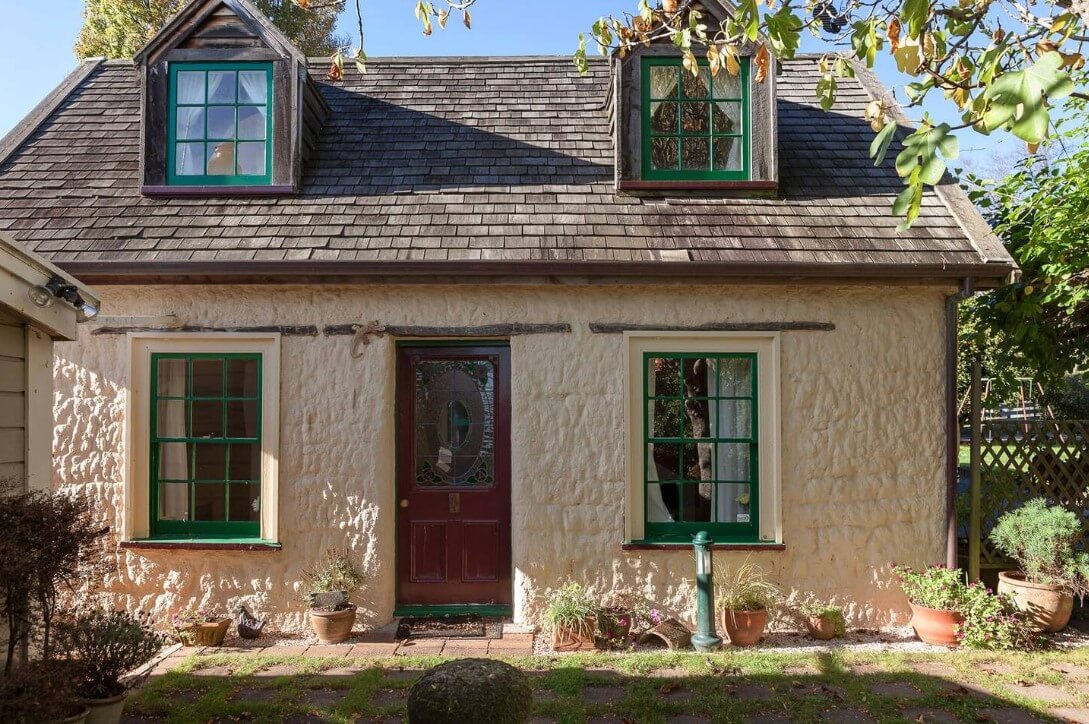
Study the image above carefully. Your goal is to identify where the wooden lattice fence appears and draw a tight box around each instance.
[969,420,1089,570]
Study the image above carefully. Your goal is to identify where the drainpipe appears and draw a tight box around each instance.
[945,278,974,569]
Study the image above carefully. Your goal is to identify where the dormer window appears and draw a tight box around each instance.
[168,63,272,185]
[642,56,750,180]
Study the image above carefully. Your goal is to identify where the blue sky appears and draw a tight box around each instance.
[0,0,1016,166]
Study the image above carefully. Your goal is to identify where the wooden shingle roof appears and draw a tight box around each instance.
[0,54,1015,284]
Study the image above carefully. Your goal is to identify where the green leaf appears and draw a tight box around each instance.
[870,121,898,165]
[900,0,931,39]
[573,33,589,75]
[892,180,923,229]
[850,19,881,67]
[766,7,803,59]
[982,52,1074,143]
[735,0,761,41]
[816,72,838,111]
[895,123,958,185]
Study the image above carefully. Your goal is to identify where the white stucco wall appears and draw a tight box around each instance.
[52,282,950,630]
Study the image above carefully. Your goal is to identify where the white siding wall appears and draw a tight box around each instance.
[0,310,26,486]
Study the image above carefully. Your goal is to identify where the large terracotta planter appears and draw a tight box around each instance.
[309,605,357,644]
[721,608,767,647]
[551,616,597,651]
[908,603,963,647]
[997,570,1073,633]
[81,693,127,724]
[596,608,633,648]
[190,618,231,647]
[805,615,838,641]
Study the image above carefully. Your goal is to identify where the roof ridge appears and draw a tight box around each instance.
[305,54,607,65]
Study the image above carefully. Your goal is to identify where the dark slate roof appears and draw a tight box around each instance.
[0,54,1013,276]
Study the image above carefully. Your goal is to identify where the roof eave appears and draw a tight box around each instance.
[56,259,1017,288]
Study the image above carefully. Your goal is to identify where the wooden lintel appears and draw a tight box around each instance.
[92,324,318,336]
[589,321,835,334]
[323,323,571,337]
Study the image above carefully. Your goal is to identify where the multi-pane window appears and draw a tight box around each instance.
[642,56,749,180]
[643,353,758,542]
[168,63,272,185]
[150,353,262,539]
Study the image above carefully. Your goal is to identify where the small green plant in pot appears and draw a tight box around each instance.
[544,581,598,651]
[798,601,846,641]
[990,498,1089,632]
[714,559,779,646]
[890,563,968,646]
[303,549,364,644]
[61,609,164,724]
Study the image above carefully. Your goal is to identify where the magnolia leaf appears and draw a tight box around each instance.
[725,45,742,75]
[683,48,700,77]
[754,44,772,83]
[437,9,448,28]
[353,49,367,75]
[870,120,898,165]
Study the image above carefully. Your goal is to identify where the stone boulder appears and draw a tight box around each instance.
[407,657,532,724]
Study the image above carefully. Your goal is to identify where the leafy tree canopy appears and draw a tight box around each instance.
[959,96,1089,398]
[75,0,347,59]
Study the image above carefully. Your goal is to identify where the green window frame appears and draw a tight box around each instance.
[641,56,750,181]
[167,62,273,186]
[149,353,263,539]
[642,352,759,543]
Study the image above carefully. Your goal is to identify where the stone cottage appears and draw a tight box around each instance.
[0,0,1016,629]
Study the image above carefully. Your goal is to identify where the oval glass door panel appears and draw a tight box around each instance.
[414,360,495,487]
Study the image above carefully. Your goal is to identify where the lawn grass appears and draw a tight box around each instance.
[126,647,1089,723]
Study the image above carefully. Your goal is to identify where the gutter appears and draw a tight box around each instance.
[945,278,974,569]
[56,259,1016,287]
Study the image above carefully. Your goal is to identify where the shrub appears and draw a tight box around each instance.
[989,498,1089,596]
[302,549,365,608]
[890,563,970,610]
[0,480,107,671]
[543,581,597,638]
[714,558,780,611]
[957,581,1045,651]
[61,608,165,699]
[0,660,83,723]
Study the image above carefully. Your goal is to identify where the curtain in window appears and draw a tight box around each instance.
[707,360,751,524]
[645,365,675,523]
[650,67,679,98]
[158,361,189,520]
[238,70,267,104]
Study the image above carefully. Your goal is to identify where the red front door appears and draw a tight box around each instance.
[396,345,512,607]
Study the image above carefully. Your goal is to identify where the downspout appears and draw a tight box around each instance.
[945,278,974,568]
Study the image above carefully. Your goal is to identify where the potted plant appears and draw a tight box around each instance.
[544,581,598,651]
[595,590,647,650]
[61,609,164,724]
[798,602,846,641]
[890,563,968,646]
[171,604,231,647]
[714,559,780,646]
[989,498,1089,632]
[0,661,89,723]
[303,549,364,644]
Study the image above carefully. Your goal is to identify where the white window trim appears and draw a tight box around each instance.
[124,333,281,542]
[624,331,782,544]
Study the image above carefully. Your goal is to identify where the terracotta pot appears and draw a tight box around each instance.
[721,608,767,647]
[191,618,231,647]
[997,570,1073,633]
[551,616,596,651]
[81,693,126,724]
[309,605,357,644]
[805,615,838,641]
[908,603,963,647]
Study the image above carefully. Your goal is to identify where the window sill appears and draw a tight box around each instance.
[622,541,785,551]
[120,539,281,551]
[617,180,778,193]
[141,185,295,197]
